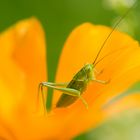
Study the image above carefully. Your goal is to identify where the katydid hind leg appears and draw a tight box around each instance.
[37,82,68,113]
[39,82,88,109]
[38,83,46,115]
[41,82,68,87]
[42,83,81,96]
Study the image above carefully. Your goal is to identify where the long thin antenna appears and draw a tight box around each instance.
[92,1,137,65]
[94,46,127,67]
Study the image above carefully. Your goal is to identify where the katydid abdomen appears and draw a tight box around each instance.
[56,64,93,108]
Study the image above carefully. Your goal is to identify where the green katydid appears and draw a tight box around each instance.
[39,64,108,109]
[38,2,137,110]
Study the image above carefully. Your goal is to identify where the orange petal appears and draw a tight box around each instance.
[12,18,47,113]
[55,23,140,107]
[0,18,46,118]
[53,23,140,138]
[103,93,140,116]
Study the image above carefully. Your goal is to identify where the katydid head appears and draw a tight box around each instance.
[83,64,94,81]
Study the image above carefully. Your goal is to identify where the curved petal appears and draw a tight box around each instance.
[11,18,47,111]
[55,23,140,106]
[53,23,140,138]
[0,18,47,139]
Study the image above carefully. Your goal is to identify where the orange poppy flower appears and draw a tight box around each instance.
[0,18,140,140]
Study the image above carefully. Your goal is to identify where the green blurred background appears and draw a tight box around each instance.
[0,0,139,111]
